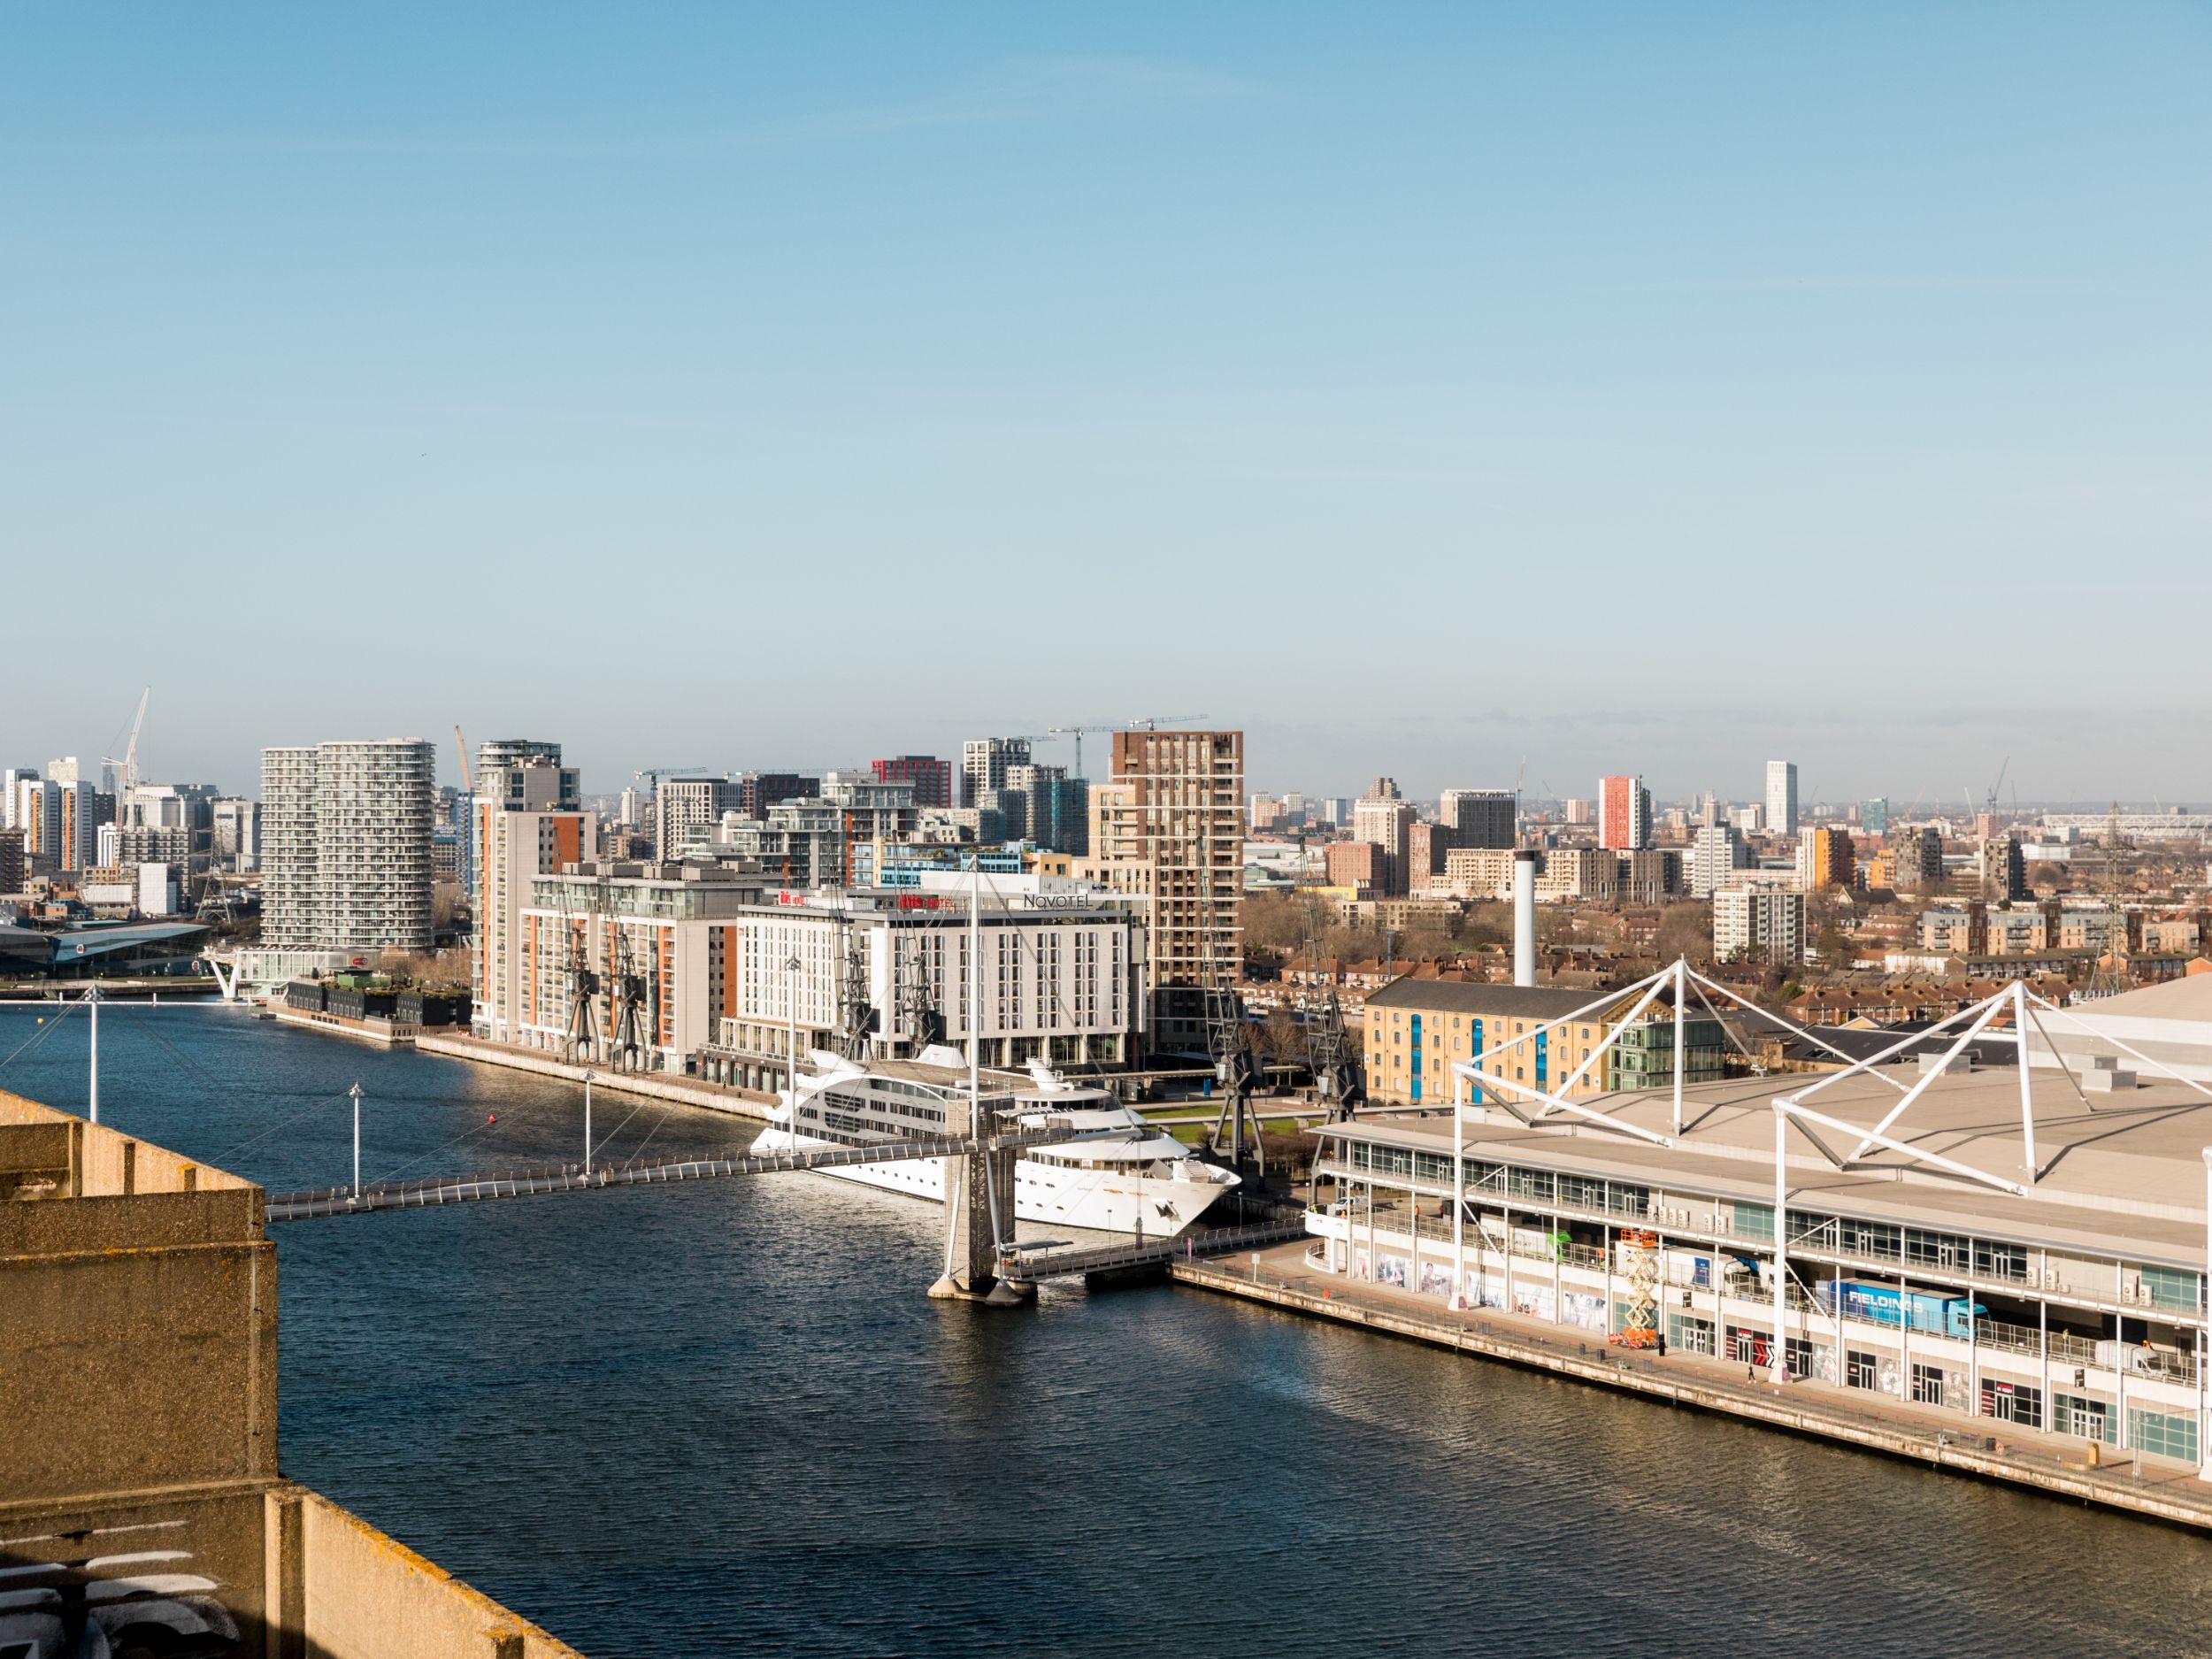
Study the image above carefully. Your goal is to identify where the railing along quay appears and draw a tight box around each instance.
[264,1125,1080,1223]
[1009,1203,1311,1280]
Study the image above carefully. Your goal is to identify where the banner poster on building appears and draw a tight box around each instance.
[1514,1284,1557,1322]
[1460,1269,1507,1309]
[1353,1249,1371,1281]
[1560,1291,1607,1332]
[1377,1254,1409,1288]
[1419,1260,1455,1299]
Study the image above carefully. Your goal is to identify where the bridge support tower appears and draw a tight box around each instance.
[929,1139,1019,1302]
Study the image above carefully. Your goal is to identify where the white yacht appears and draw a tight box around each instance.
[749,1049,1239,1235]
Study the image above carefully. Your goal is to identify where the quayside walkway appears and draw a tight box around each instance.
[1010,1207,1311,1280]
[1176,1240,2212,1533]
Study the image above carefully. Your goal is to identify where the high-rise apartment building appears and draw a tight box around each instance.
[1715,885,1806,966]
[1352,779,1417,897]
[653,776,739,861]
[1765,760,1799,838]
[1598,775,1651,851]
[1687,824,1751,899]
[211,798,261,871]
[737,771,816,820]
[1563,799,1594,826]
[1076,729,1243,1053]
[20,778,64,870]
[1,767,33,832]
[1861,797,1889,837]
[870,754,954,809]
[1979,834,2027,902]
[1006,762,1087,855]
[473,747,592,1045]
[1438,787,1517,849]
[962,737,1033,808]
[1892,826,1945,891]
[475,738,563,774]
[260,740,436,949]
[1801,826,1856,891]
[53,781,106,874]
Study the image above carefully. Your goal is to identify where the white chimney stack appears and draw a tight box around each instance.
[1513,850,1538,987]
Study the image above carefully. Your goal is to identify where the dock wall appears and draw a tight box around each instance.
[1171,1259,2212,1532]
[411,1033,773,1122]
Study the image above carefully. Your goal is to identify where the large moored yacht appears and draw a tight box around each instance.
[749,1049,1238,1234]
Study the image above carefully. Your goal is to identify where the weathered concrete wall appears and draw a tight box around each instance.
[0,1089,278,1505]
[0,1085,253,1196]
[292,1489,586,1659]
[0,1086,590,1655]
[0,1210,277,1502]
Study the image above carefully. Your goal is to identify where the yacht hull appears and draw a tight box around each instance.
[750,1125,1228,1235]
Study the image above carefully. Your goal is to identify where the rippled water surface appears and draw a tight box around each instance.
[6,1001,2210,1657]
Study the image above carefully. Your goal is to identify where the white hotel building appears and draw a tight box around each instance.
[704,877,1146,1095]
[506,863,1146,1092]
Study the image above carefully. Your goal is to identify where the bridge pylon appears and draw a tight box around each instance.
[929,1133,1018,1302]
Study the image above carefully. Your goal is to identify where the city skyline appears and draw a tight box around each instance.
[4,699,2205,813]
[7,4,2208,796]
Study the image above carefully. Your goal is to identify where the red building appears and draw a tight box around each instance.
[1598,774,1650,851]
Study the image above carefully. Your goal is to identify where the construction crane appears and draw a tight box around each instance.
[1044,724,1118,778]
[1963,757,2010,820]
[102,687,150,805]
[1128,713,1203,732]
[453,726,472,793]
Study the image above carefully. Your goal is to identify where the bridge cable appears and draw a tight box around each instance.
[208,1087,360,1166]
[618,1103,681,1164]
[0,996,82,1075]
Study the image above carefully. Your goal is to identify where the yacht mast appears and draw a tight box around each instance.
[968,849,981,1132]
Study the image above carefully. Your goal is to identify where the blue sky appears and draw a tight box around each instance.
[5,3,2208,803]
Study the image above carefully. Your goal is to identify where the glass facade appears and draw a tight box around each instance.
[2130,1407,2198,1463]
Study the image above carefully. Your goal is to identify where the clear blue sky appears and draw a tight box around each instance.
[6,3,2208,805]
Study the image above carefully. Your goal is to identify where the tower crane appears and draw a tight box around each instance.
[1128,713,1203,732]
[1044,724,1118,778]
[453,726,473,793]
[102,687,150,807]
[1964,757,2010,820]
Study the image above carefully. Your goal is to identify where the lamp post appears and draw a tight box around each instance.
[583,1070,595,1174]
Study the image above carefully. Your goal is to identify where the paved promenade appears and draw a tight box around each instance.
[1175,1240,2212,1532]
